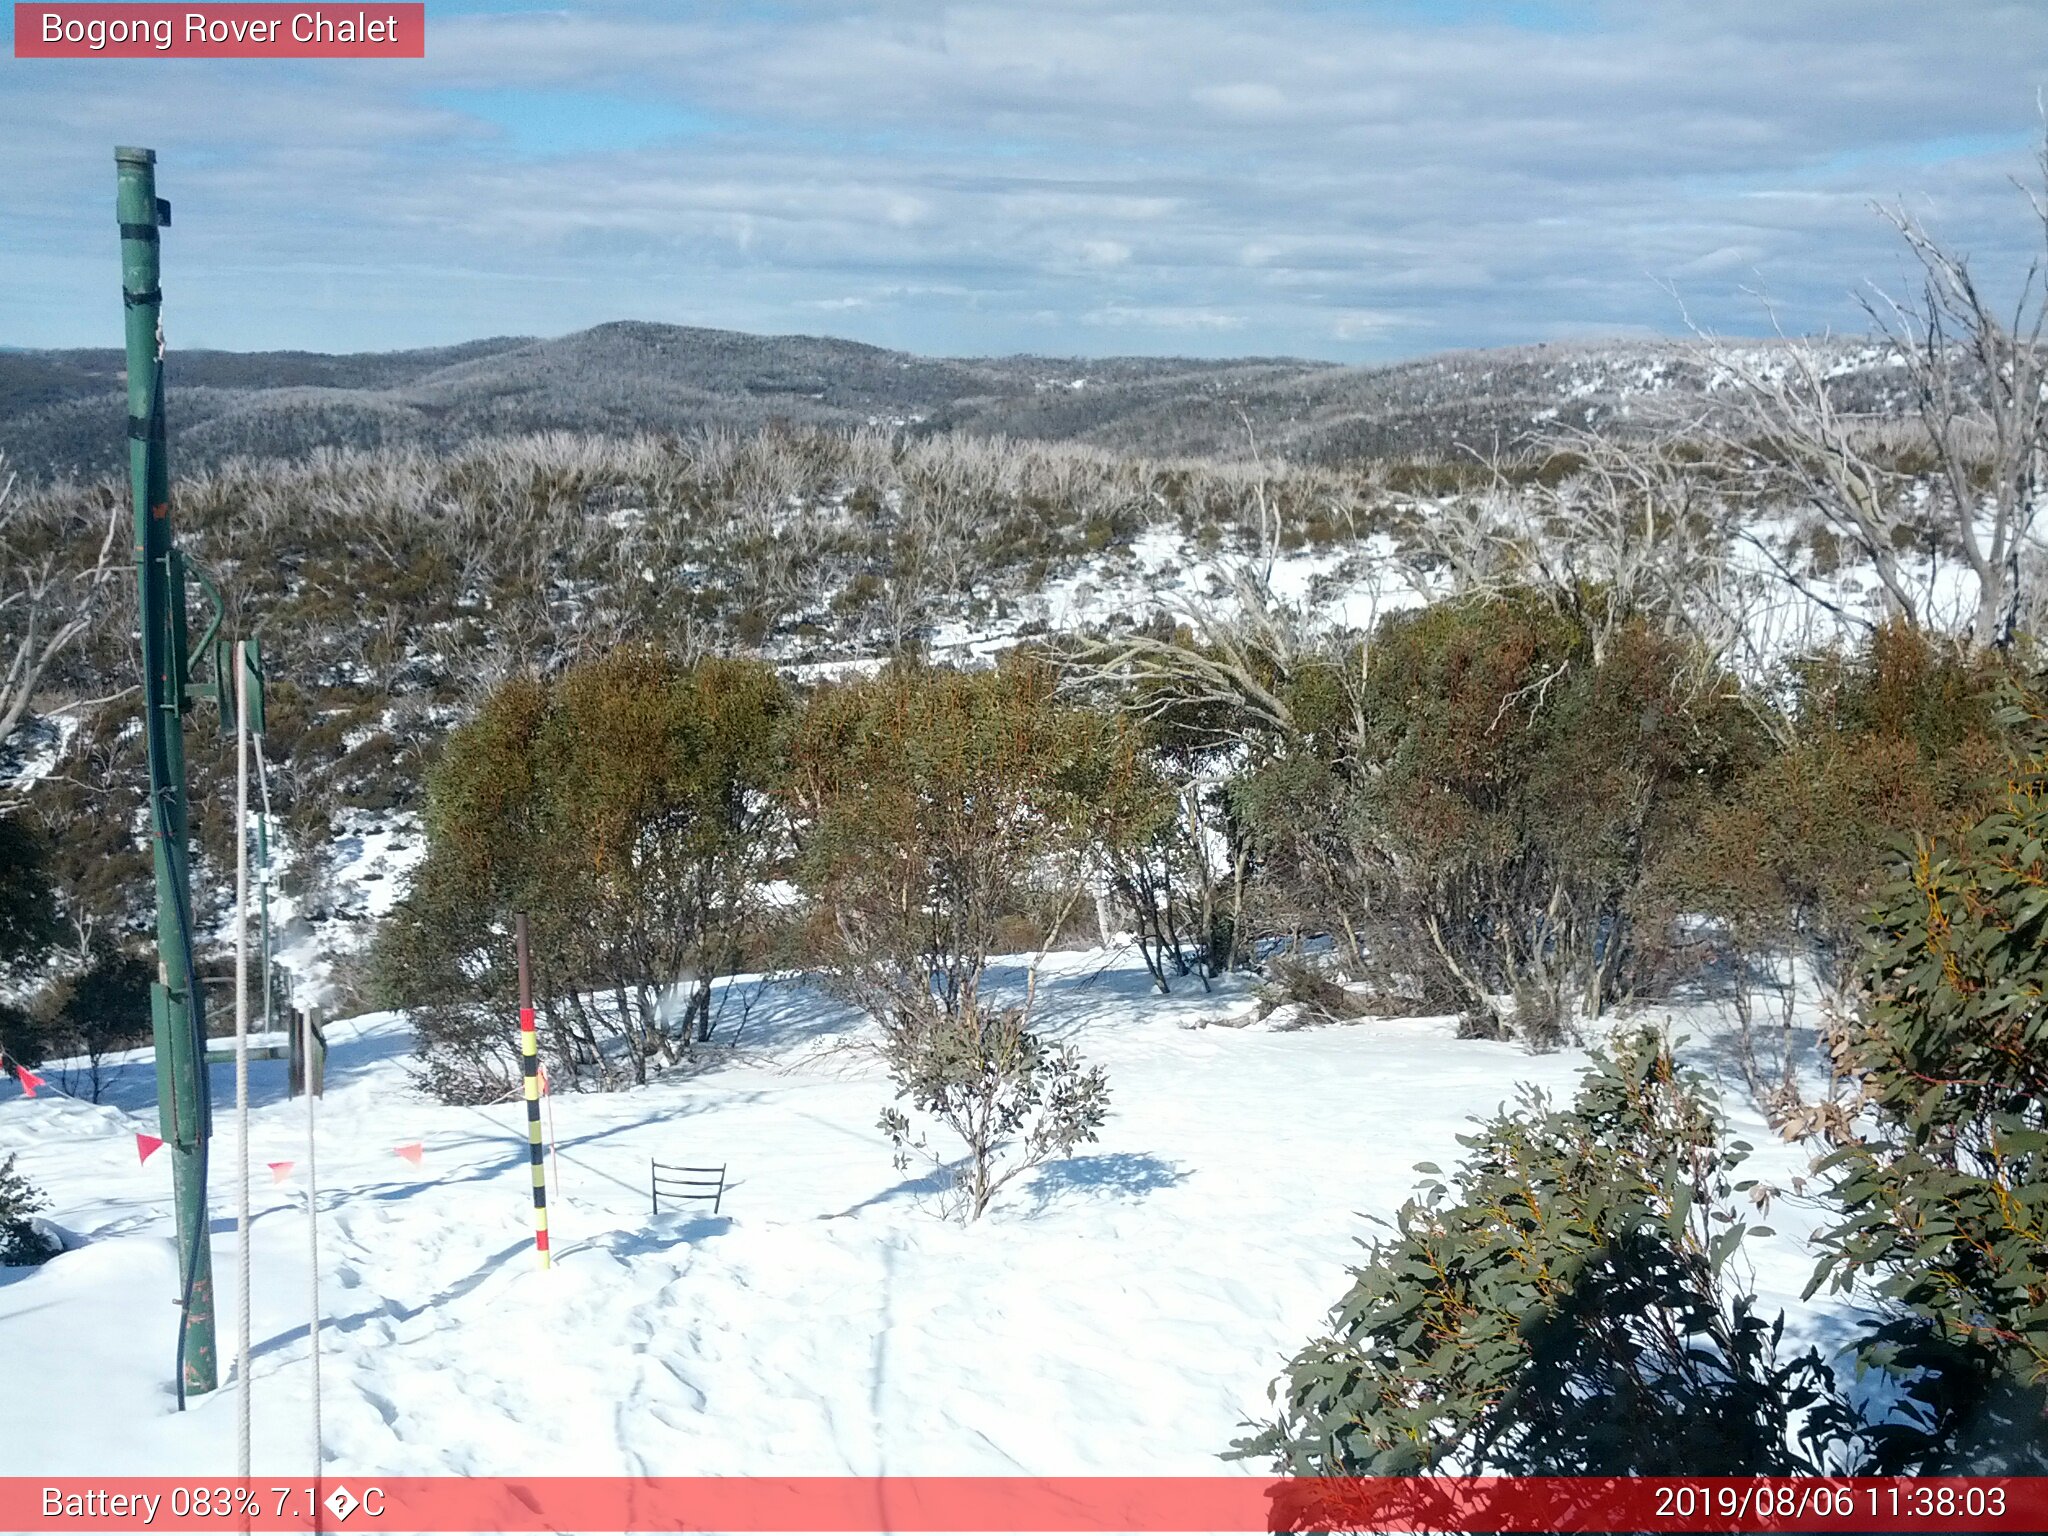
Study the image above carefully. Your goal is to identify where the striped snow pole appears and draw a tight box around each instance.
[515,913,550,1270]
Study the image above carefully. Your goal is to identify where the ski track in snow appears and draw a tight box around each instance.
[0,950,1867,1477]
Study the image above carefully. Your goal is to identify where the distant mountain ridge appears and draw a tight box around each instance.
[0,319,1894,481]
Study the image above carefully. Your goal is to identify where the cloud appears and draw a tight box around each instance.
[1,0,2044,360]
[1082,304,1247,331]
[1330,310,1420,342]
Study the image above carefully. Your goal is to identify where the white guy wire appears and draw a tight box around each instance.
[233,645,252,1481]
[304,1003,322,1483]
[255,722,316,1481]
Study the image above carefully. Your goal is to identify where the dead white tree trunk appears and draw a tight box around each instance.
[1862,175,2048,649]
[0,457,124,758]
[1691,132,2048,651]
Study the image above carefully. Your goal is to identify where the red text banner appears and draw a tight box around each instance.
[4,1477,2047,1532]
[13,5,425,58]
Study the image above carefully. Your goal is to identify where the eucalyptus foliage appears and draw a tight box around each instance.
[1807,688,2048,1471]
[786,656,1120,1219]
[1235,1031,1851,1476]
[382,646,791,1098]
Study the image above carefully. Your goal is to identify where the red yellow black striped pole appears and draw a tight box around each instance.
[515,913,550,1270]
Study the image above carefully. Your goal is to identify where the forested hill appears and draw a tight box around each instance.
[0,321,1904,481]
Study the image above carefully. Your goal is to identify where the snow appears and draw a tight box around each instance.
[1019,527,1432,652]
[2,712,79,794]
[246,809,425,1012]
[0,948,1865,1479]
[321,810,423,924]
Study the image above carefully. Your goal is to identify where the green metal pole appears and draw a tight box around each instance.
[117,145,217,1400]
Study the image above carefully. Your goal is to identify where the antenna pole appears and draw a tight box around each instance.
[118,144,217,1401]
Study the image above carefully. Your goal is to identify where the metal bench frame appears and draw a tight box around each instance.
[651,1159,726,1215]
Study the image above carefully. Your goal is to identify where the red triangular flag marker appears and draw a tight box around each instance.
[395,1142,424,1167]
[537,1064,550,1094]
[16,1067,44,1098]
[268,1161,294,1184]
[136,1133,164,1165]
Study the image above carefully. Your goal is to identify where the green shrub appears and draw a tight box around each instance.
[784,656,1123,1219]
[1240,594,1756,1037]
[0,815,59,975]
[380,647,791,1098]
[50,943,154,1103]
[1806,683,2048,1472]
[1651,622,2009,1000]
[0,1002,44,1074]
[1234,1030,1853,1476]
[784,655,1119,1002]
[0,1155,59,1267]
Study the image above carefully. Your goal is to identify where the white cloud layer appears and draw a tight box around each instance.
[2,1,2044,358]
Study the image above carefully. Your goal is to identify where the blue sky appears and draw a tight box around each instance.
[2,1,2044,360]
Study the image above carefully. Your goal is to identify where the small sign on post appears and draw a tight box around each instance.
[288,1007,327,1099]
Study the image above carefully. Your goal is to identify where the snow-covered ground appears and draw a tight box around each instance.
[257,808,425,1012]
[0,948,1863,1478]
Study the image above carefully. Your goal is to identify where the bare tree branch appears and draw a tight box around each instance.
[0,456,125,757]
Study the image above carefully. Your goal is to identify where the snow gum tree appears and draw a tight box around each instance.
[784,656,1121,1219]
[1693,139,2048,651]
[1236,595,1752,1040]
